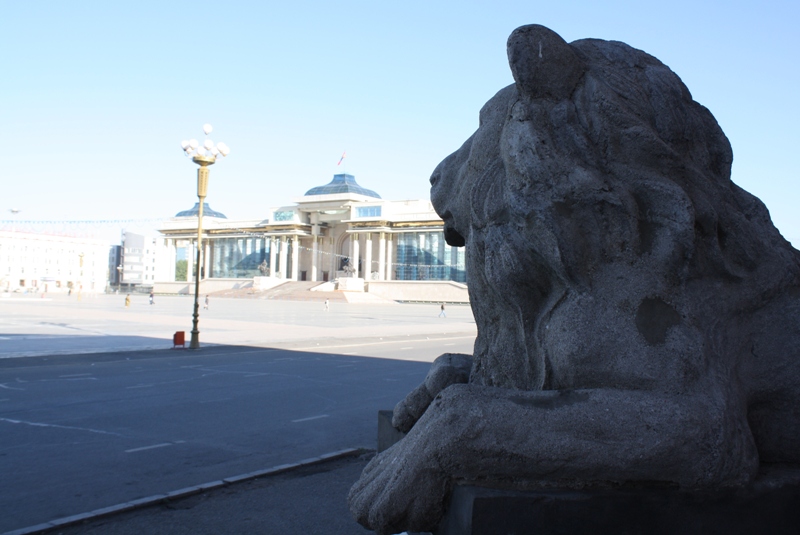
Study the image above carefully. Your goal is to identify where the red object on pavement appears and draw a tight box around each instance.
[173,331,186,349]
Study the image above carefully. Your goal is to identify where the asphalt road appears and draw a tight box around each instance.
[0,294,476,533]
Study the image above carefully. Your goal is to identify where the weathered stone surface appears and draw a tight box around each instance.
[349,24,800,535]
[392,353,472,433]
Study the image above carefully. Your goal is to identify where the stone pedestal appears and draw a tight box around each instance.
[377,410,406,453]
[435,466,800,535]
[376,409,800,535]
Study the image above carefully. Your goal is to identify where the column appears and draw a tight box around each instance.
[437,231,446,280]
[385,234,393,280]
[352,233,360,278]
[311,236,318,282]
[364,233,372,281]
[204,242,211,280]
[291,236,299,281]
[330,237,336,278]
[378,232,386,281]
[187,242,194,283]
[167,239,177,282]
[278,236,288,279]
[269,237,276,277]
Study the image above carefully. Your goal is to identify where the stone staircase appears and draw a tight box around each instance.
[261,282,342,302]
[210,281,346,302]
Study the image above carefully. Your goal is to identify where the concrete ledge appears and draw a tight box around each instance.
[367,280,469,303]
[435,465,800,535]
[4,448,361,535]
[338,277,365,292]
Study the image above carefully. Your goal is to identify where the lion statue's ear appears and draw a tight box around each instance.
[507,25,586,100]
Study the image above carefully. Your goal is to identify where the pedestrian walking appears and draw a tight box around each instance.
[149,291,154,305]
[324,298,330,312]
[439,303,446,318]
[124,294,131,308]
[203,295,209,310]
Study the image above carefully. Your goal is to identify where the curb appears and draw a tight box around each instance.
[2,448,362,535]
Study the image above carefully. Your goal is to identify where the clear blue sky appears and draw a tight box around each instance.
[2,1,798,245]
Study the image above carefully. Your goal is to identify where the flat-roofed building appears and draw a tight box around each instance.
[0,230,109,294]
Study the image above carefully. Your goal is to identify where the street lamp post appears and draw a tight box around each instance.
[181,124,230,349]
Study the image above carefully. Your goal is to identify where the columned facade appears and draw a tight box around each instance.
[156,174,466,288]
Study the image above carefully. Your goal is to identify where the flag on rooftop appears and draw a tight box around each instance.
[337,151,346,166]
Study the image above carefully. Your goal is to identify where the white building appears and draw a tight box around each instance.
[118,231,169,290]
[155,174,468,301]
[0,230,109,294]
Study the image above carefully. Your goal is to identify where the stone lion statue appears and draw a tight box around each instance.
[349,24,800,534]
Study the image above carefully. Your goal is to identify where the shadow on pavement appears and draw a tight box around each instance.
[50,451,376,535]
[0,344,437,534]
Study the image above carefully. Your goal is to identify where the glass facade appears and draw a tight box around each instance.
[210,237,269,278]
[178,231,464,283]
[356,206,381,218]
[273,211,294,222]
[395,231,466,283]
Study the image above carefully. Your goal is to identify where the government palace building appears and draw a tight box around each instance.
[154,174,468,302]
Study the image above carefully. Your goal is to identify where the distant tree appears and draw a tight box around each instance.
[175,259,188,280]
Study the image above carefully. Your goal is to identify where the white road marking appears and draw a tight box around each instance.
[125,443,172,453]
[125,440,185,453]
[0,417,122,436]
[0,336,10,340]
[0,384,25,391]
[400,347,414,350]
[291,414,329,423]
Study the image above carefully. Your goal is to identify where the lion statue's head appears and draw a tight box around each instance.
[430,25,800,395]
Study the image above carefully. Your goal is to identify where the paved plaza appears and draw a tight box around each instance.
[0,292,476,359]
[0,293,476,534]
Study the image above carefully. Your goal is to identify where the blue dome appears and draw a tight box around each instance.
[175,202,227,219]
[304,174,381,198]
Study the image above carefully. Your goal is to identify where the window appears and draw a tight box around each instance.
[273,211,294,222]
[356,206,381,218]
